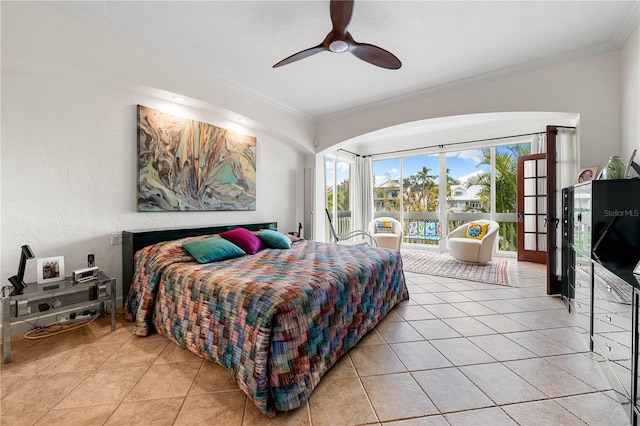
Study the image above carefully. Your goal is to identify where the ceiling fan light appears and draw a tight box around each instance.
[329,40,349,53]
[273,0,400,69]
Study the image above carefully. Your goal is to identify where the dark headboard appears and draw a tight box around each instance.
[121,222,278,298]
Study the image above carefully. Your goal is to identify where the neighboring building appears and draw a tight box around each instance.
[448,184,486,212]
[374,179,400,211]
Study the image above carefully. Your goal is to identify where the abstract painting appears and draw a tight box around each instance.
[137,105,256,211]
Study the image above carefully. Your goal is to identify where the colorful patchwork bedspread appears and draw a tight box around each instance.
[125,236,408,416]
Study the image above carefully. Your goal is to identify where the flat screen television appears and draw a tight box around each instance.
[590,180,640,285]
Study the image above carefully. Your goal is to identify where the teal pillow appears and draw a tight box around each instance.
[257,230,292,249]
[182,237,246,263]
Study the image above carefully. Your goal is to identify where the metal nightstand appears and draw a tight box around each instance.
[2,272,116,363]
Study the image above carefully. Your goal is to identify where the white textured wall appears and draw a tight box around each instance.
[1,2,309,305]
[317,50,623,169]
[621,26,640,162]
[1,70,304,304]
[0,2,316,154]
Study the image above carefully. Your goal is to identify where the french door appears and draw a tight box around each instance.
[516,126,568,295]
[517,153,548,264]
[545,125,564,295]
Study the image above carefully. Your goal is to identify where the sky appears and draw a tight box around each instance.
[326,144,529,188]
[372,149,488,187]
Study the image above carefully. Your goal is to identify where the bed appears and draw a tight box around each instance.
[122,222,408,416]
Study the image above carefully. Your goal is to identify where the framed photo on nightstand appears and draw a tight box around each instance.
[36,256,65,284]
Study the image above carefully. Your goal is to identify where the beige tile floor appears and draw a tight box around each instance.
[0,260,632,425]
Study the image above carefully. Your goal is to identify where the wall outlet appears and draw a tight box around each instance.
[111,233,123,245]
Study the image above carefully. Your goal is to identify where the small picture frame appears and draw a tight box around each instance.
[578,166,599,183]
[37,256,65,284]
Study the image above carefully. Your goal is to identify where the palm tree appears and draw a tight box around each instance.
[403,166,438,212]
[416,166,437,198]
[445,168,459,193]
[468,145,530,213]
[467,144,531,249]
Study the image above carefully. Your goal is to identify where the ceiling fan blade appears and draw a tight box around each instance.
[273,44,326,68]
[273,0,402,70]
[330,0,354,34]
[350,41,402,70]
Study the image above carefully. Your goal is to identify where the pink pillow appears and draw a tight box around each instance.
[219,228,264,255]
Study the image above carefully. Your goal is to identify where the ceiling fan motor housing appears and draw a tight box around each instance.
[273,0,402,70]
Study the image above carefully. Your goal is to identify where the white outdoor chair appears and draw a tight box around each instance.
[447,220,499,263]
[368,217,403,250]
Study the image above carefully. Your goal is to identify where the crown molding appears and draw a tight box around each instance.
[320,41,620,122]
[613,2,640,48]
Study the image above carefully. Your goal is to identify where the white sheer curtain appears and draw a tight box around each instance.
[531,133,546,154]
[555,128,578,275]
[351,155,374,231]
[556,128,578,193]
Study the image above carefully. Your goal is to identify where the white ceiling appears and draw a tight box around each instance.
[47,1,638,121]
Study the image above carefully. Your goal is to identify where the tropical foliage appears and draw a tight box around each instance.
[403,166,438,211]
[327,179,350,212]
[466,144,531,249]
[401,167,460,212]
[467,144,530,213]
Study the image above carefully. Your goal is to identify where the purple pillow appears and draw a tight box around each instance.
[219,228,264,255]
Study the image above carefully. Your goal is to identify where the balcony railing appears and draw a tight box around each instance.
[326,210,356,241]
[328,210,519,252]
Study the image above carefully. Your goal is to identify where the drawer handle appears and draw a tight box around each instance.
[606,314,612,322]
[607,285,612,292]
[606,343,612,352]
[577,303,581,309]
[577,282,581,288]
[577,261,581,266]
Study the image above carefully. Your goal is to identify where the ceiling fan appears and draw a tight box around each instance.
[273,0,402,70]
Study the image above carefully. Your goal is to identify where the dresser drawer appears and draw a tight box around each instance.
[593,333,631,364]
[574,257,591,278]
[571,280,590,302]
[593,265,633,306]
[594,279,629,305]
[568,296,590,315]
[594,311,632,332]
